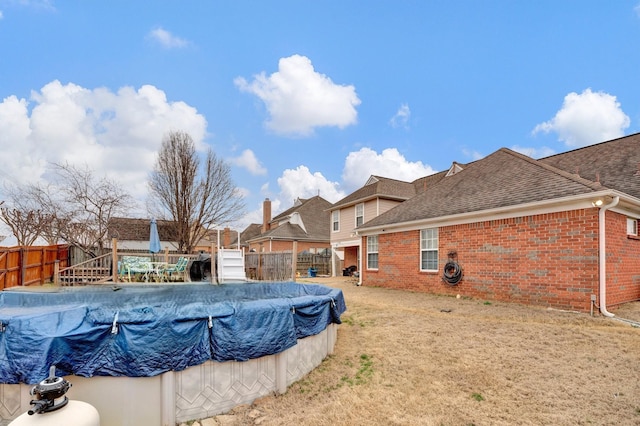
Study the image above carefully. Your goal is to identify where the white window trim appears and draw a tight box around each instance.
[367,235,379,270]
[332,210,340,232]
[420,228,438,272]
[355,203,364,227]
[627,217,638,236]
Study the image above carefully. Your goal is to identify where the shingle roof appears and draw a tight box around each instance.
[360,148,604,229]
[108,217,178,242]
[237,223,262,246]
[539,132,640,199]
[411,170,448,194]
[331,175,419,209]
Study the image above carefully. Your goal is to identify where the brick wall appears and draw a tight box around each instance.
[361,208,640,312]
[604,212,640,307]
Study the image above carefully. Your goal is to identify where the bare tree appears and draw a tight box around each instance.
[0,189,52,246]
[5,164,134,255]
[149,130,245,253]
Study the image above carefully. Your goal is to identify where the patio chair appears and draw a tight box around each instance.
[165,256,189,281]
[120,256,152,282]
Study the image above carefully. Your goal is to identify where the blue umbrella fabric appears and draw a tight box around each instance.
[149,219,161,254]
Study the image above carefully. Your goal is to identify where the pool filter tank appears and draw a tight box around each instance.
[9,366,100,426]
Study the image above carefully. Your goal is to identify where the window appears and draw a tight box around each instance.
[628,218,638,236]
[367,235,378,269]
[355,203,364,227]
[420,228,438,271]
[332,211,340,232]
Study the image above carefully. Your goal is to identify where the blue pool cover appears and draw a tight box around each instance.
[0,282,346,384]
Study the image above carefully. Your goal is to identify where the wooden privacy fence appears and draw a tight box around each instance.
[296,253,331,276]
[0,245,69,289]
[245,252,332,281]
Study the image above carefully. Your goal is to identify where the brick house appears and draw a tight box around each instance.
[355,134,640,314]
[246,196,332,254]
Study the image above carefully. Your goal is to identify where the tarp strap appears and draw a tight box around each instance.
[331,298,336,308]
[208,316,213,329]
[291,307,296,314]
[111,311,119,335]
[0,322,5,333]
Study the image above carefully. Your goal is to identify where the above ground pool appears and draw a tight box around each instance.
[0,282,346,385]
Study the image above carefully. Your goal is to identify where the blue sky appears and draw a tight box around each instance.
[1,1,640,241]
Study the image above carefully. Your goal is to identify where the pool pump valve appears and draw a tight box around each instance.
[28,366,71,415]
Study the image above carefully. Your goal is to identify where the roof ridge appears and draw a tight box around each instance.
[539,131,640,161]
[499,148,605,191]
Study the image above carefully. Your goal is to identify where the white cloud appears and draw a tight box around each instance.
[389,104,410,129]
[235,167,345,229]
[510,145,556,159]
[342,147,436,190]
[148,27,189,49]
[277,166,345,204]
[0,80,207,204]
[532,88,630,147]
[0,10,4,19]
[635,3,640,17]
[234,54,361,137]
[230,149,267,175]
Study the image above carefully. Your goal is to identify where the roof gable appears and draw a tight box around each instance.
[445,162,464,177]
[332,175,417,209]
[255,195,332,241]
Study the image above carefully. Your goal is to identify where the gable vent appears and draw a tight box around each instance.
[446,162,464,177]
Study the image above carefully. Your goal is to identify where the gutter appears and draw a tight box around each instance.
[598,195,620,317]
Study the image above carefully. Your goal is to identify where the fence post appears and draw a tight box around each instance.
[291,241,297,282]
[112,238,118,283]
[19,247,24,286]
[54,260,60,286]
[211,243,216,284]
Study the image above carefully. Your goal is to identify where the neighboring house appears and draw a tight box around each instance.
[237,223,262,250]
[246,196,332,253]
[108,217,179,252]
[354,134,640,313]
[329,175,444,276]
[108,217,244,254]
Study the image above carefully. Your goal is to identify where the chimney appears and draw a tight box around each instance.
[262,198,272,234]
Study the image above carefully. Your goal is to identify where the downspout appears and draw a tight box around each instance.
[598,195,619,317]
[357,234,363,286]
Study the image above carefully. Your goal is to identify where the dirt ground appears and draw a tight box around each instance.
[190,276,640,426]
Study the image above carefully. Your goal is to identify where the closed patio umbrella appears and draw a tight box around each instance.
[149,218,161,255]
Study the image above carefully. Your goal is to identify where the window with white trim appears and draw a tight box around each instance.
[367,235,378,269]
[355,203,364,227]
[628,218,638,236]
[420,228,438,271]
[332,211,340,232]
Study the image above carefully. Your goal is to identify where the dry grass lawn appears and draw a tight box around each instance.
[197,277,640,426]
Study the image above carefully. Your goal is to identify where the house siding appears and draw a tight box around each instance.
[377,198,400,216]
[331,205,354,241]
[330,199,404,246]
[361,208,640,312]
